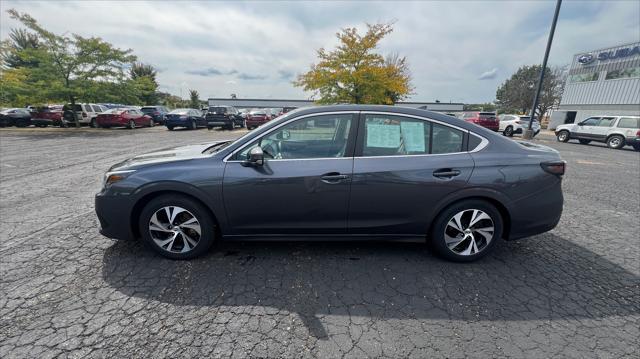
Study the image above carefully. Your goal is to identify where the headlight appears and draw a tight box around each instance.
[103,170,136,187]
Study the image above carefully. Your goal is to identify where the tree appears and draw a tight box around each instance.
[189,89,200,109]
[7,9,136,126]
[2,28,40,68]
[294,23,413,104]
[129,63,158,105]
[495,65,565,117]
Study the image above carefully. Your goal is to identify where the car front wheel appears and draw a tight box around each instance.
[556,130,570,142]
[128,120,136,129]
[139,195,216,260]
[429,200,503,262]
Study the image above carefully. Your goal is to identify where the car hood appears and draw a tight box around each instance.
[108,142,221,171]
[555,123,574,131]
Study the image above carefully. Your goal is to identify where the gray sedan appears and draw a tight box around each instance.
[95,105,565,262]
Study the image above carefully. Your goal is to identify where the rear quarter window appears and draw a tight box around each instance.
[616,117,640,129]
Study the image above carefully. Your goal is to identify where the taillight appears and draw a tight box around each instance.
[541,161,566,176]
[82,112,87,117]
[636,130,640,137]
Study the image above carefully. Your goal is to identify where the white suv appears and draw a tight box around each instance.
[62,103,106,127]
[555,116,640,151]
[498,114,541,137]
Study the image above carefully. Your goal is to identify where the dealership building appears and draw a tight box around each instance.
[207,98,464,113]
[549,41,640,130]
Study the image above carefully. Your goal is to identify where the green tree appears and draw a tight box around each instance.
[295,23,413,104]
[495,65,565,117]
[189,89,200,109]
[7,9,136,126]
[2,28,40,68]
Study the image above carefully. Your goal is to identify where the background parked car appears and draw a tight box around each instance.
[555,115,640,151]
[498,114,541,137]
[0,108,32,127]
[462,112,499,131]
[62,103,106,127]
[165,109,205,130]
[141,106,169,125]
[96,108,154,129]
[245,109,272,130]
[31,105,63,127]
[205,106,245,130]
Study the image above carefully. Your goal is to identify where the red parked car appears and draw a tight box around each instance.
[245,109,272,130]
[96,108,154,129]
[31,105,63,127]
[462,112,499,131]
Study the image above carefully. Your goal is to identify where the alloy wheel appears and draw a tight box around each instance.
[148,206,201,253]
[444,209,494,256]
[608,136,623,149]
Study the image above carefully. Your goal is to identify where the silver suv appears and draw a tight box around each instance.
[555,116,640,151]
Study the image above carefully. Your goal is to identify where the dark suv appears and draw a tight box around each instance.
[205,106,245,130]
[141,106,170,125]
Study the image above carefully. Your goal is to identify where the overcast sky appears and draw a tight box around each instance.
[1,1,639,103]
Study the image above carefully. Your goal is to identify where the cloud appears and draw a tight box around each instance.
[278,69,295,80]
[185,67,238,77]
[237,73,268,81]
[478,68,498,80]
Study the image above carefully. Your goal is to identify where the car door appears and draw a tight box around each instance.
[348,112,475,235]
[222,112,357,235]
[574,117,600,139]
[589,117,615,141]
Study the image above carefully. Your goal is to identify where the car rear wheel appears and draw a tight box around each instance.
[90,119,98,128]
[633,144,640,152]
[139,195,216,260]
[606,135,625,149]
[556,130,570,142]
[167,126,174,131]
[429,200,502,262]
[128,120,135,129]
[189,120,196,130]
[149,119,155,127]
[503,126,514,137]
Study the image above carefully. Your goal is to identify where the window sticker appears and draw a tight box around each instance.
[366,123,400,148]
[400,121,425,152]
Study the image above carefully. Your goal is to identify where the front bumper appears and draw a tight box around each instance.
[95,193,135,240]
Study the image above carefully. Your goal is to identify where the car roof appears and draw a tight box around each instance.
[290,105,485,132]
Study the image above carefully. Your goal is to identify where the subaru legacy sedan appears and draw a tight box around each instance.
[95,105,565,262]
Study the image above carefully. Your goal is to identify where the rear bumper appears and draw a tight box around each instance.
[165,120,189,127]
[207,118,232,127]
[507,180,564,240]
[246,119,268,127]
[95,193,135,240]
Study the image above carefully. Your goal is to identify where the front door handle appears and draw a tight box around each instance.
[321,172,349,183]
[433,169,461,179]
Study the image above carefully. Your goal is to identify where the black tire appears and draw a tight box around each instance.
[226,123,234,131]
[240,119,246,128]
[138,194,216,260]
[556,130,570,142]
[15,120,28,128]
[207,126,213,130]
[503,126,514,137]
[128,120,136,129]
[429,199,503,262]
[90,118,98,128]
[167,126,174,131]
[606,135,625,149]
[633,144,640,152]
[148,119,155,127]
[578,139,591,145]
[189,120,196,130]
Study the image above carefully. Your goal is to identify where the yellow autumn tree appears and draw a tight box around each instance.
[295,23,413,105]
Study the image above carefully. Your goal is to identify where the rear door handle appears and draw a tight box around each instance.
[433,169,461,178]
[321,172,350,183]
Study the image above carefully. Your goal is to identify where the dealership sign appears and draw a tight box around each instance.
[578,45,640,65]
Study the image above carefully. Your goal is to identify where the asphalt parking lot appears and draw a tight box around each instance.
[1,127,638,358]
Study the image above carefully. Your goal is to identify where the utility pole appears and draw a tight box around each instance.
[523,0,562,140]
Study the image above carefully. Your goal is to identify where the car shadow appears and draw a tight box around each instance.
[102,233,639,339]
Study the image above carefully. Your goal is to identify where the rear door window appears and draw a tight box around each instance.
[597,117,615,127]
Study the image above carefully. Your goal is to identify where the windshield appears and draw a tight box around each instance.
[169,109,189,115]
[103,108,127,114]
[141,107,158,113]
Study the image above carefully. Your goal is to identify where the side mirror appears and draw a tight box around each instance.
[242,146,264,167]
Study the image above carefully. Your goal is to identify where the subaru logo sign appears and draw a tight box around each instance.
[577,53,595,65]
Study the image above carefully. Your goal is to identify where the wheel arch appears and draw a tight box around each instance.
[130,189,222,239]
[428,191,512,240]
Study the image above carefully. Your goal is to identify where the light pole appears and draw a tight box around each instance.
[523,0,562,140]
